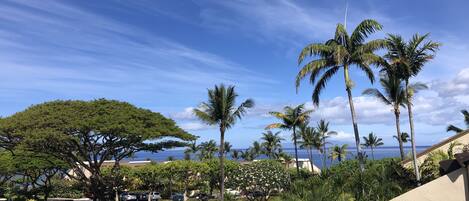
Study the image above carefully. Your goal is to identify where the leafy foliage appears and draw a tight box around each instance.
[0,99,194,200]
[277,159,415,201]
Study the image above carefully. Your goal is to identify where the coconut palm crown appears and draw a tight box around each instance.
[261,130,284,159]
[193,84,254,201]
[296,19,385,171]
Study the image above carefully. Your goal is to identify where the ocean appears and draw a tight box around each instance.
[133,146,429,167]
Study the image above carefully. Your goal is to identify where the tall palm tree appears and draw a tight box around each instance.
[298,123,321,172]
[267,104,312,174]
[363,72,407,160]
[385,33,440,182]
[193,84,254,200]
[330,144,348,163]
[296,19,385,171]
[316,119,337,170]
[198,140,218,160]
[261,131,284,159]
[361,132,384,160]
[447,110,469,133]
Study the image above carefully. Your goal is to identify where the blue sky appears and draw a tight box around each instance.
[1,0,469,148]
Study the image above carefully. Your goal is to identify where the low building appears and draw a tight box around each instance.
[282,158,321,174]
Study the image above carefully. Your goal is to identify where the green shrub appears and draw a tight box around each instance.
[227,160,289,201]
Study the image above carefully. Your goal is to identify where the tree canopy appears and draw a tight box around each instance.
[0,99,194,200]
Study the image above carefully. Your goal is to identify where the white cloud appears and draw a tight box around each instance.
[0,1,275,107]
[330,131,354,141]
[178,122,212,131]
[170,107,196,120]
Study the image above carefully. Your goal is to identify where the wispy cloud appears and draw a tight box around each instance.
[0,1,274,113]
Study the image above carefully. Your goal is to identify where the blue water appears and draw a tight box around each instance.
[132,146,429,167]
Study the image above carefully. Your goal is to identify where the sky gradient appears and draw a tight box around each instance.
[1,0,468,148]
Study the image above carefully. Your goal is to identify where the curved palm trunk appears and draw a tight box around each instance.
[308,148,315,173]
[405,80,421,183]
[293,126,300,175]
[394,109,405,160]
[344,66,365,172]
[219,127,225,201]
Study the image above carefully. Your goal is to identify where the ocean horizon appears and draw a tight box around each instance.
[132,146,430,167]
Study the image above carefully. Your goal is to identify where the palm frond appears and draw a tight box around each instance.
[298,43,333,65]
[312,66,340,106]
[362,88,391,105]
[350,19,383,46]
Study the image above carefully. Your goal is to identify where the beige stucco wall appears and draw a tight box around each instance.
[391,167,469,201]
[403,133,469,168]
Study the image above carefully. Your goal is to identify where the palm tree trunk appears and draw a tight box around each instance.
[371,147,374,160]
[322,141,327,170]
[309,148,314,173]
[293,126,300,175]
[344,66,365,172]
[405,79,421,183]
[219,127,225,201]
[394,109,405,160]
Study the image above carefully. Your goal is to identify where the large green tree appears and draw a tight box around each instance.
[267,104,312,175]
[296,19,385,171]
[193,84,254,201]
[0,99,194,201]
[385,33,440,182]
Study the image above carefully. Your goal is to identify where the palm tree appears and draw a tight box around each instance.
[385,33,440,182]
[298,123,321,172]
[224,141,232,157]
[447,110,469,133]
[184,140,199,160]
[267,104,312,174]
[261,131,284,159]
[251,141,262,158]
[231,150,240,161]
[193,84,254,201]
[240,148,255,161]
[316,119,337,170]
[330,144,348,162]
[198,140,218,160]
[363,71,407,160]
[296,19,385,171]
[393,132,410,146]
[361,132,384,160]
[278,152,293,169]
